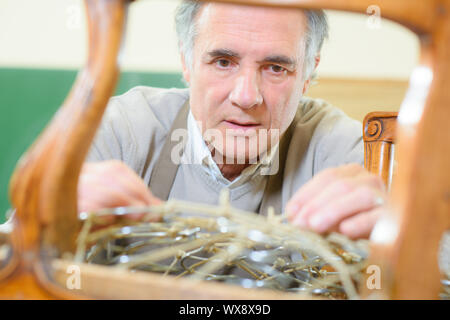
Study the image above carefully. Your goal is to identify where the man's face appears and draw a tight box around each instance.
[182,3,309,163]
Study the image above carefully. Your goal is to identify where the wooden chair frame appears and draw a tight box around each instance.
[363,112,398,190]
[0,0,449,299]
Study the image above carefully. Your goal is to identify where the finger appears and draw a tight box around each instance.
[81,161,151,201]
[120,200,148,221]
[147,191,162,205]
[338,207,382,239]
[94,163,155,205]
[289,177,358,228]
[286,164,365,218]
[298,185,385,234]
[115,174,156,205]
[287,167,384,228]
[110,167,162,206]
[78,183,140,212]
[124,198,163,222]
[80,167,156,207]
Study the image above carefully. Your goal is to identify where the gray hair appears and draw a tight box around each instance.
[175,0,328,81]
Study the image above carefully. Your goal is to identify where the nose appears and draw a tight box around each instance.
[229,70,263,109]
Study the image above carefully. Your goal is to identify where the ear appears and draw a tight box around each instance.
[314,54,321,69]
[302,54,321,94]
[180,49,191,84]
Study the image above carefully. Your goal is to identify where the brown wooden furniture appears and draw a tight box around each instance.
[0,0,449,299]
[363,112,398,189]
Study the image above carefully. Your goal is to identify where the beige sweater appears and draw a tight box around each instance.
[87,86,363,213]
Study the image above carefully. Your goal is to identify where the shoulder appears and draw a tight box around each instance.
[107,86,190,132]
[292,96,363,168]
[87,86,190,167]
[295,96,362,141]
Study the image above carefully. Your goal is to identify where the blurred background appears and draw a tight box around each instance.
[0,0,419,222]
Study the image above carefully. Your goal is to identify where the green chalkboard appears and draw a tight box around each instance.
[0,67,185,223]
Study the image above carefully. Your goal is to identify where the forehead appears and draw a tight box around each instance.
[195,3,307,57]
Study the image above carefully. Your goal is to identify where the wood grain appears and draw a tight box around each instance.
[51,260,310,300]
[214,0,435,34]
[363,112,398,189]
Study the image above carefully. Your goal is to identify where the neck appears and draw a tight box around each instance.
[210,148,251,181]
[217,162,251,181]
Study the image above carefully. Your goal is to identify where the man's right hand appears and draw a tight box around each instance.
[78,160,161,222]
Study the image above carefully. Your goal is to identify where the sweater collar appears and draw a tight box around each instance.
[185,109,279,188]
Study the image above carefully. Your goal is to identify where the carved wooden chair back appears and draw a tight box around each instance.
[363,112,398,189]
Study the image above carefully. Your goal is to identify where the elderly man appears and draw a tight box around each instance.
[79,0,386,239]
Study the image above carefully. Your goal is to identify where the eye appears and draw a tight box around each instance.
[266,64,287,75]
[215,59,232,69]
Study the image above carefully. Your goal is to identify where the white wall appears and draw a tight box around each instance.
[319,10,419,79]
[0,0,419,79]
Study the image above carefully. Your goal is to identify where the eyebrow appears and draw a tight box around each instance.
[259,55,297,69]
[206,49,241,60]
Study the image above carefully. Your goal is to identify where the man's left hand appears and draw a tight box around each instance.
[286,164,387,239]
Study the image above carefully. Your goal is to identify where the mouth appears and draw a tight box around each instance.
[224,119,261,131]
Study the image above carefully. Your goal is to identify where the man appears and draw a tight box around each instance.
[79,0,386,239]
